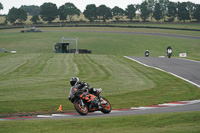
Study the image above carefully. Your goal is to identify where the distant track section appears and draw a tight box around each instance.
[76,31,200,40]
[1,30,200,40]
[125,56,200,88]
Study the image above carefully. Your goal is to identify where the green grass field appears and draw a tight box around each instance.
[1,27,200,59]
[0,26,200,132]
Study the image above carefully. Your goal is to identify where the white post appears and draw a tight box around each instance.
[69,40,70,53]
[75,38,78,54]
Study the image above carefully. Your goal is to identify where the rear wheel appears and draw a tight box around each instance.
[101,97,112,114]
[168,53,172,58]
[74,100,88,115]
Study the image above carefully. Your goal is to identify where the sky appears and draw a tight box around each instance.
[0,0,200,14]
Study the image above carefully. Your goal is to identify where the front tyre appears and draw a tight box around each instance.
[74,100,88,115]
[101,97,112,114]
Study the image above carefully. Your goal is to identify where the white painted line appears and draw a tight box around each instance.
[124,56,200,88]
[159,56,165,58]
[37,115,53,118]
[192,100,200,103]
[52,114,71,117]
[181,100,200,104]
[130,107,158,110]
[159,103,184,106]
[111,110,123,112]
[138,107,158,110]
[130,100,200,110]
[91,111,103,114]
[130,107,140,110]
[193,100,200,103]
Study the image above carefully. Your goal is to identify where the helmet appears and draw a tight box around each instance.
[70,77,79,86]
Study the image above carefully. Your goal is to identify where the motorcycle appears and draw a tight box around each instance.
[145,52,149,57]
[69,87,112,115]
[145,50,149,57]
[167,49,172,58]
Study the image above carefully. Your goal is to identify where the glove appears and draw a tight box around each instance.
[93,88,96,92]
[82,86,88,92]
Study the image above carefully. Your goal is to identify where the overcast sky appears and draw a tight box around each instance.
[0,0,200,14]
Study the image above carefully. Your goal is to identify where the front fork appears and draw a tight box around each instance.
[79,99,85,106]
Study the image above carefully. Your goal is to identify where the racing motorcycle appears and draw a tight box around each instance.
[145,50,149,57]
[69,87,112,115]
[167,49,172,58]
[145,52,149,57]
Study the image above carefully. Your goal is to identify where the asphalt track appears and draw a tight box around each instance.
[1,30,200,40]
[1,100,200,121]
[32,101,200,119]
[76,31,200,40]
[126,57,200,88]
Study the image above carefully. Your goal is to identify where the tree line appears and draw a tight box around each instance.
[0,0,200,24]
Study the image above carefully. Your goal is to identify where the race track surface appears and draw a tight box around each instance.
[76,31,200,40]
[126,57,200,88]
[1,100,200,121]
[1,30,200,40]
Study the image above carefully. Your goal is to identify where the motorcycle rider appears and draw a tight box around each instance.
[166,45,172,54]
[70,77,101,109]
[145,50,149,57]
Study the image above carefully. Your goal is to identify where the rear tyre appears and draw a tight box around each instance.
[101,97,112,114]
[167,53,172,58]
[74,100,88,115]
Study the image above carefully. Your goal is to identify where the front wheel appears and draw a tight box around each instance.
[100,97,112,114]
[74,100,88,115]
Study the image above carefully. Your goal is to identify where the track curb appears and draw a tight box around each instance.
[1,100,199,121]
